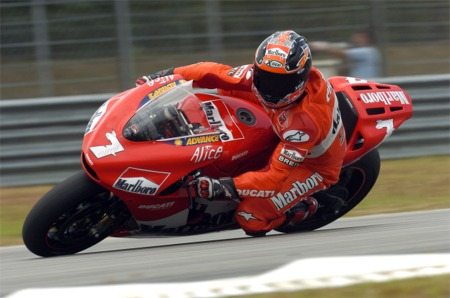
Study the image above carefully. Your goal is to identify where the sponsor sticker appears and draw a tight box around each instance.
[267,47,288,58]
[147,82,177,100]
[186,134,220,145]
[145,75,175,87]
[202,100,244,142]
[227,67,238,76]
[271,173,324,211]
[113,168,171,196]
[138,77,186,108]
[232,65,247,78]
[265,60,283,68]
[237,211,256,222]
[231,150,249,161]
[85,101,108,134]
[282,130,310,143]
[360,91,409,105]
[190,145,223,163]
[90,131,124,158]
[237,189,275,198]
[138,201,175,210]
[278,145,306,167]
[164,133,221,146]
[228,65,250,79]
[278,155,299,167]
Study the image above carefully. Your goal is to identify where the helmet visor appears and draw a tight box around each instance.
[253,65,306,104]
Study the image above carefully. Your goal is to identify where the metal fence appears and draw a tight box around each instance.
[1,0,449,99]
[0,74,449,186]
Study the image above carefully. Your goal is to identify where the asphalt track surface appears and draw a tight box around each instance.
[1,209,449,297]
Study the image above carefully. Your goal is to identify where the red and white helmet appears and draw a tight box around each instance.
[252,30,312,109]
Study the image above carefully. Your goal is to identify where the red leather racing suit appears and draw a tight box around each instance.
[174,62,346,234]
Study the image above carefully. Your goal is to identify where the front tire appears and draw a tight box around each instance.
[22,171,127,257]
[277,149,381,233]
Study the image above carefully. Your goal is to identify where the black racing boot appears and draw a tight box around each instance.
[314,185,348,220]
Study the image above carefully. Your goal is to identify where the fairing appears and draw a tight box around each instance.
[81,76,277,225]
[329,76,413,165]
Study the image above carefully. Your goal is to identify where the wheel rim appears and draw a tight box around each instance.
[45,192,112,250]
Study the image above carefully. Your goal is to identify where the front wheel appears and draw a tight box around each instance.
[22,171,129,257]
[277,149,381,233]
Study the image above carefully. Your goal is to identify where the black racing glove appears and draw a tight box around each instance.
[135,67,175,86]
[195,177,239,201]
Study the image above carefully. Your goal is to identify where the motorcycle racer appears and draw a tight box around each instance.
[137,30,346,236]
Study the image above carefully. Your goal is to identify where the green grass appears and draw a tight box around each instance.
[0,155,449,246]
[348,155,450,216]
[0,185,51,245]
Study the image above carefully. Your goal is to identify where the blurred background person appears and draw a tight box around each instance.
[311,29,382,79]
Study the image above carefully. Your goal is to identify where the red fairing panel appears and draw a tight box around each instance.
[329,76,413,165]
[81,75,277,222]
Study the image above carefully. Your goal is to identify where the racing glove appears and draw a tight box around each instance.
[195,176,239,201]
[135,67,175,86]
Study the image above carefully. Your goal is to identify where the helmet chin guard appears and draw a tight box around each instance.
[252,80,306,109]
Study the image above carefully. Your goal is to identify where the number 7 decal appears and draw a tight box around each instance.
[376,119,395,142]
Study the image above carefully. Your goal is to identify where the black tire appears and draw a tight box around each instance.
[22,171,125,257]
[277,149,381,233]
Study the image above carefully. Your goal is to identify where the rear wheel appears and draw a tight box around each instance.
[22,171,129,257]
[277,149,381,233]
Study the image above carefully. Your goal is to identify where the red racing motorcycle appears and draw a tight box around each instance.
[22,75,412,257]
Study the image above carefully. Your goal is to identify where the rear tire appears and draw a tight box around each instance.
[277,149,381,233]
[22,171,126,257]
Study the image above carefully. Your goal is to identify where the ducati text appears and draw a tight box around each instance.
[237,189,275,198]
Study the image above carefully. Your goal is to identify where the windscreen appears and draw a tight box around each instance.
[123,83,195,141]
